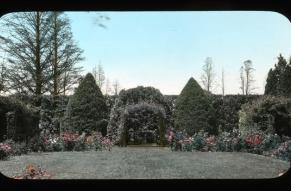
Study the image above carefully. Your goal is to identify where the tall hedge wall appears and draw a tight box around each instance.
[0,96,40,142]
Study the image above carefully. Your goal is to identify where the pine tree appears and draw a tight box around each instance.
[265,54,290,96]
[174,77,217,136]
[265,68,277,95]
[277,54,288,95]
[281,57,291,97]
[64,73,108,134]
[47,12,83,97]
[0,12,52,105]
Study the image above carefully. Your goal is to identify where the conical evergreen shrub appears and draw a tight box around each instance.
[174,77,217,136]
[64,73,108,134]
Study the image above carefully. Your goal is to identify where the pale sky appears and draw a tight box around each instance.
[2,11,291,95]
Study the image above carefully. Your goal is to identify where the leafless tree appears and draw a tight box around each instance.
[240,66,245,95]
[92,63,105,90]
[112,79,121,96]
[240,60,256,95]
[221,67,225,96]
[105,78,112,95]
[244,60,255,95]
[201,57,215,92]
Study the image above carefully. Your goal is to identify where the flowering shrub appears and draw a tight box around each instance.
[0,130,112,161]
[191,131,207,151]
[272,140,291,162]
[73,134,86,151]
[261,133,281,150]
[61,131,79,151]
[172,128,290,161]
[0,143,12,160]
[2,139,29,156]
[243,130,265,154]
[216,132,233,152]
[205,135,216,151]
[181,137,193,151]
[59,131,112,151]
[14,164,52,179]
[88,132,113,151]
[101,137,113,151]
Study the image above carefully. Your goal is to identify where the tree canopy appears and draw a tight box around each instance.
[265,54,291,97]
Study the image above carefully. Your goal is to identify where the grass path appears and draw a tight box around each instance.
[0,147,289,179]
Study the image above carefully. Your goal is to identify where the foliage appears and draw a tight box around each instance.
[72,134,87,151]
[216,131,234,152]
[64,73,108,134]
[39,95,68,135]
[265,54,291,97]
[191,131,207,151]
[0,12,83,101]
[0,61,8,94]
[14,164,52,179]
[210,94,261,132]
[0,12,52,100]
[2,139,29,156]
[272,140,291,161]
[124,102,166,145]
[61,131,79,151]
[47,12,84,96]
[107,86,171,145]
[174,77,217,136]
[0,143,12,160]
[172,127,291,162]
[24,130,112,152]
[239,96,291,137]
[0,96,40,142]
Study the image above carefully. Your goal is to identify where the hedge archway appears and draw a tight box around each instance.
[119,102,167,146]
[107,86,171,146]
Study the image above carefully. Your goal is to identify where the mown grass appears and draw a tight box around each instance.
[0,147,289,179]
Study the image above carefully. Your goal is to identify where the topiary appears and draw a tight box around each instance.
[64,73,108,135]
[174,77,217,136]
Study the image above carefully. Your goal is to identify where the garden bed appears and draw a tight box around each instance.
[0,147,289,179]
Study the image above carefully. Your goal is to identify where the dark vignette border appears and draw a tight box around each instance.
[0,0,291,190]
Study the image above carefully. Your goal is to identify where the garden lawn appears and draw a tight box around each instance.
[0,147,289,179]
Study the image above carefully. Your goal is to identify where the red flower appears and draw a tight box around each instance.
[206,136,216,146]
[246,134,263,147]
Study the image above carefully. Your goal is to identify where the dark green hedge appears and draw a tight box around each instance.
[239,96,291,136]
[0,96,40,142]
[210,94,261,132]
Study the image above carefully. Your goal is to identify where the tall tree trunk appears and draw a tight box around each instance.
[35,12,42,106]
[53,13,59,97]
[63,71,67,96]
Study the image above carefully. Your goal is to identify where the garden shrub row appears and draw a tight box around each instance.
[171,129,291,162]
[0,130,113,160]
